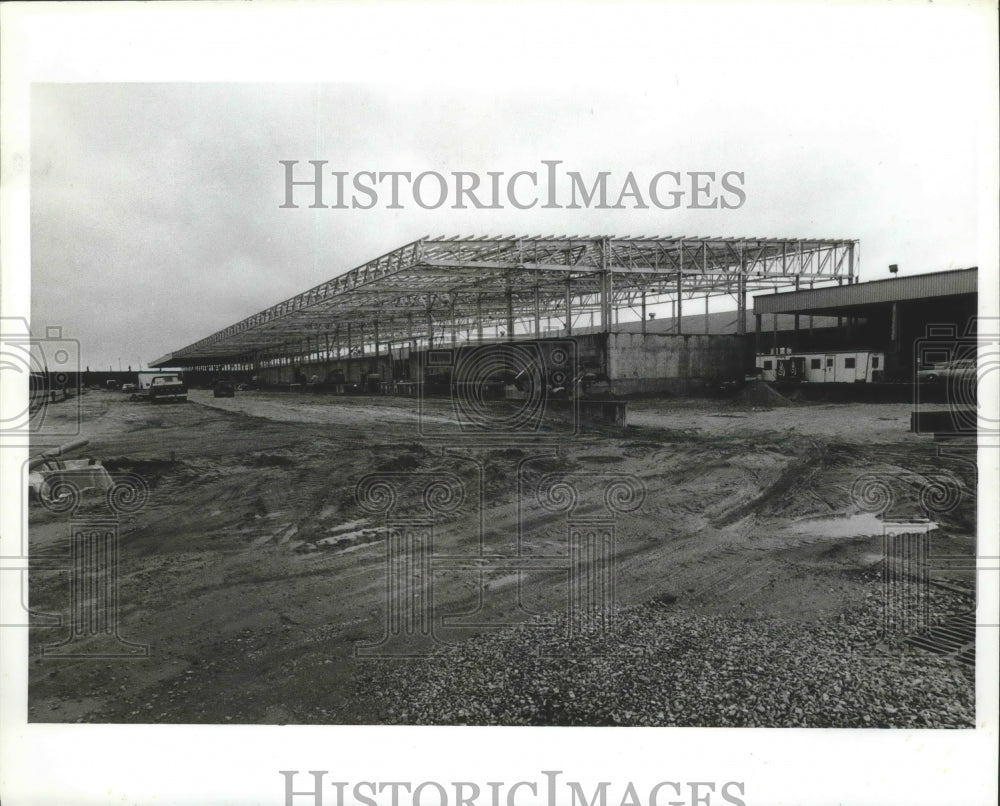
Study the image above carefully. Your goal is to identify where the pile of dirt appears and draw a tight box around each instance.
[243,452,297,469]
[731,380,791,408]
[102,456,184,486]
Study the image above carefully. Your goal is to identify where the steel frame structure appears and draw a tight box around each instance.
[153,235,857,369]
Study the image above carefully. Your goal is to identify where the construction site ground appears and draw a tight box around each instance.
[27,388,977,726]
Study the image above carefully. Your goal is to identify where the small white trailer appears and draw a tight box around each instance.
[756,349,885,383]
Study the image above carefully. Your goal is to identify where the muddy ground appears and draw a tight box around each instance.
[27,388,976,725]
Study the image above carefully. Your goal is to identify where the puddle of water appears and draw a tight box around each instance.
[325,518,368,535]
[780,512,899,539]
[317,529,372,546]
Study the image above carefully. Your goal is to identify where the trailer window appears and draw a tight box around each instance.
[810,358,821,369]
[826,358,833,367]
[762,360,773,370]
[872,356,880,368]
[844,357,856,369]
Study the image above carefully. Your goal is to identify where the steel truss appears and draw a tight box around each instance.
[153,235,857,368]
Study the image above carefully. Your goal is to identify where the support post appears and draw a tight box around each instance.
[736,245,747,336]
[676,273,683,334]
[534,277,541,339]
[793,276,800,349]
[808,281,814,337]
[506,288,514,342]
[565,276,573,336]
[600,238,611,333]
[607,268,615,330]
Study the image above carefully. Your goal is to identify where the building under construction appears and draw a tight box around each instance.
[152,235,858,395]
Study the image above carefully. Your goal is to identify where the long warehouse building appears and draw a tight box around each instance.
[152,235,857,395]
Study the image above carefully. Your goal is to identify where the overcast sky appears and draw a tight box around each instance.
[26,3,996,371]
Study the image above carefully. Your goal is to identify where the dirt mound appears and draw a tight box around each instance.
[731,380,791,408]
[247,452,297,468]
[375,453,422,472]
[102,456,183,485]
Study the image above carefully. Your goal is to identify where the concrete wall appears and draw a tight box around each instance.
[254,332,749,396]
[253,336,607,387]
[607,332,752,395]
[258,354,392,386]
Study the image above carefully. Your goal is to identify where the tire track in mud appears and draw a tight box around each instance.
[707,441,829,527]
[603,434,976,620]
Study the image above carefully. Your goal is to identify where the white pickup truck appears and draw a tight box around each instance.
[135,371,187,403]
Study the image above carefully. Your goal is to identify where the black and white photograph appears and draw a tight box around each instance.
[2,2,997,805]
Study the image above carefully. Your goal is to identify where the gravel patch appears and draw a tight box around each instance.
[357,583,974,728]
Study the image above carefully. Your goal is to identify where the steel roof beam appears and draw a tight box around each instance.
[154,235,856,366]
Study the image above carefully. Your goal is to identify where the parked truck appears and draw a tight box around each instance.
[136,371,187,403]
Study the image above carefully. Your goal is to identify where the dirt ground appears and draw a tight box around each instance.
[26,388,976,724]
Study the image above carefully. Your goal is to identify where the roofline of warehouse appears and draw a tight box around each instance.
[753,267,977,315]
[152,234,860,367]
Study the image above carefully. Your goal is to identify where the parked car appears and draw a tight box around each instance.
[122,383,139,393]
[916,357,977,385]
[213,379,235,398]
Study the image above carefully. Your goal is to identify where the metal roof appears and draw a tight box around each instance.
[754,267,977,315]
[154,235,857,366]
